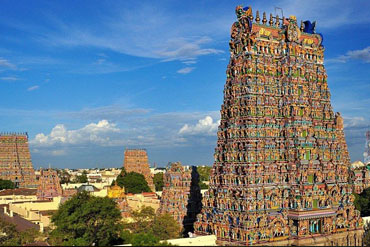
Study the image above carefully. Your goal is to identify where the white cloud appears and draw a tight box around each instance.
[179,116,219,136]
[32,119,120,146]
[27,85,39,91]
[0,57,16,69]
[1,76,19,81]
[51,150,67,156]
[345,46,370,63]
[177,67,195,74]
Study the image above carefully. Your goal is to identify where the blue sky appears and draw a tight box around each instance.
[0,0,369,169]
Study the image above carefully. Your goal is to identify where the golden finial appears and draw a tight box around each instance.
[300,20,304,32]
[255,10,260,23]
[269,13,273,26]
[262,12,267,24]
[276,15,280,27]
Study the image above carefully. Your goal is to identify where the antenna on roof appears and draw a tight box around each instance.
[274,7,283,18]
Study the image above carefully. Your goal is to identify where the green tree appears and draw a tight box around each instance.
[154,173,164,191]
[57,169,71,184]
[197,166,211,182]
[0,179,15,190]
[116,171,151,194]
[125,206,155,234]
[50,191,122,246]
[0,218,40,246]
[152,213,181,240]
[74,170,88,183]
[131,232,159,246]
[354,187,370,217]
[124,206,181,241]
[199,181,208,189]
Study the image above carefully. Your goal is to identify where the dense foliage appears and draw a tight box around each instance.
[73,170,88,183]
[122,206,181,242]
[57,169,71,184]
[0,218,40,246]
[197,166,211,181]
[354,187,370,217]
[0,179,15,190]
[115,170,151,194]
[49,191,122,246]
[154,173,164,191]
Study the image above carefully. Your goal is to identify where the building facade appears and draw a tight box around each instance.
[123,149,155,191]
[36,168,63,200]
[194,6,363,246]
[0,133,37,188]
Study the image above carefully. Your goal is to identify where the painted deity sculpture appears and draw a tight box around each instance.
[194,5,363,246]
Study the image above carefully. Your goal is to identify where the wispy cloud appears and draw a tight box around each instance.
[1,76,19,81]
[0,57,16,70]
[177,67,195,74]
[27,85,39,91]
[327,46,370,64]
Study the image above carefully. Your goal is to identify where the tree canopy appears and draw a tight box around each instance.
[49,191,122,246]
[354,187,370,217]
[115,171,151,194]
[197,166,211,182]
[154,173,164,191]
[73,170,88,183]
[0,218,40,246]
[0,179,15,190]
[123,206,181,241]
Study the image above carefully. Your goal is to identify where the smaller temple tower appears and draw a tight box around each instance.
[0,133,37,188]
[36,168,63,200]
[123,149,155,191]
[158,162,202,236]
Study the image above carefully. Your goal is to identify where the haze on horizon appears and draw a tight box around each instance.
[0,0,369,169]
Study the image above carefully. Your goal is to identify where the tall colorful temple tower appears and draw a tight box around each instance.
[36,168,63,200]
[0,133,37,188]
[194,6,363,246]
[123,149,155,191]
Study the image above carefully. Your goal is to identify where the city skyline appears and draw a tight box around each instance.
[0,0,370,168]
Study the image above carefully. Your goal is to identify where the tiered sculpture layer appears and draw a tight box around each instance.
[0,133,37,188]
[123,149,155,191]
[195,6,363,246]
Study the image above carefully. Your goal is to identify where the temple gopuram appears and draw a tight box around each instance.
[123,149,155,191]
[158,162,202,236]
[194,6,364,246]
[36,168,63,200]
[0,133,37,188]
